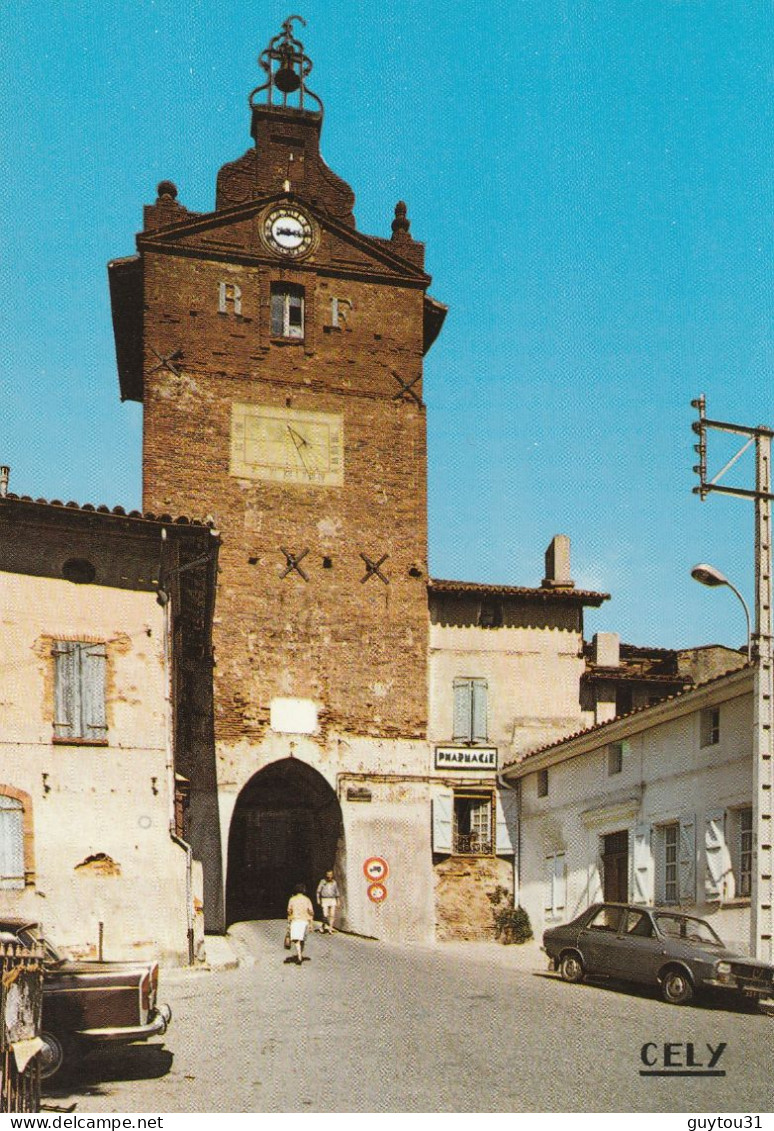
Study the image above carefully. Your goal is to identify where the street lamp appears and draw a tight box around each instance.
[690,562,752,662]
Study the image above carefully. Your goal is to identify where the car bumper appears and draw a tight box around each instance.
[76,1003,172,1043]
[704,978,773,997]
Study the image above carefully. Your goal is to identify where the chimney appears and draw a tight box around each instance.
[0,466,9,498]
[542,534,574,589]
[592,632,620,668]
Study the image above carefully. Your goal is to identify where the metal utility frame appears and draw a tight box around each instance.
[692,395,773,961]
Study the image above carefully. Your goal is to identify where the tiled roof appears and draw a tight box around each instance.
[429,578,609,604]
[0,492,215,529]
[503,663,753,770]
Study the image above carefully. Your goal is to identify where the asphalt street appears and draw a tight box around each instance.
[43,921,774,1113]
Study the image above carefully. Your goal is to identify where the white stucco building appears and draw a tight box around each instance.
[503,665,755,953]
[0,493,219,964]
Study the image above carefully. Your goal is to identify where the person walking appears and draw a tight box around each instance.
[316,870,340,933]
[286,883,315,965]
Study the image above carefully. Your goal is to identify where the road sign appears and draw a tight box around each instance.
[367,882,387,903]
[363,856,389,882]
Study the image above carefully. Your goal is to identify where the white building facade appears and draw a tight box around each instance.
[504,666,755,954]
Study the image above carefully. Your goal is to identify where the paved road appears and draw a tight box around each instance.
[44,922,773,1113]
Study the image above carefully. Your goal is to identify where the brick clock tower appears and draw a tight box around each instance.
[109,19,446,938]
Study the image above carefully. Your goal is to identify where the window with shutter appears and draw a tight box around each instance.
[654,823,679,904]
[495,790,518,857]
[270,284,305,339]
[451,678,488,743]
[728,807,753,899]
[630,823,653,905]
[432,792,453,854]
[0,796,25,890]
[678,814,696,904]
[544,851,566,919]
[452,791,493,855]
[704,808,728,902]
[53,641,108,743]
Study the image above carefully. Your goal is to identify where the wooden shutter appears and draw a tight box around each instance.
[432,791,453,854]
[495,790,518,857]
[554,853,567,914]
[704,808,727,902]
[679,814,696,904]
[81,643,107,740]
[545,852,566,915]
[270,290,285,336]
[472,679,488,743]
[452,680,471,742]
[53,642,77,738]
[0,797,24,890]
[287,290,304,337]
[544,855,555,912]
[630,823,653,904]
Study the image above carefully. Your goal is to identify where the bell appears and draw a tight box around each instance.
[274,64,300,94]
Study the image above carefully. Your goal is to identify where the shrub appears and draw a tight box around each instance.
[487,885,534,945]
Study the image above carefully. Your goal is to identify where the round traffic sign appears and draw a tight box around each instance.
[363,856,389,882]
[367,882,387,903]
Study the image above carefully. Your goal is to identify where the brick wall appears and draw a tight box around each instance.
[141,248,430,742]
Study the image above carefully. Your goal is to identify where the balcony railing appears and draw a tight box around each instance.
[453,832,493,856]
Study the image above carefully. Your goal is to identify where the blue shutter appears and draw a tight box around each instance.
[81,643,107,740]
[432,791,453,854]
[495,790,518,857]
[53,642,77,738]
[472,680,488,742]
[0,797,24,890]
[452,680,471,742]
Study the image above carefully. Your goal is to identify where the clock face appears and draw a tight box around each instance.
[260,206,316,259]
[230,404,344,486]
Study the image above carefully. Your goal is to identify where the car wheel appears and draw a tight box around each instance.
[661,967,693,1005]
[39,1031,67,1079]
[559,952,585,983]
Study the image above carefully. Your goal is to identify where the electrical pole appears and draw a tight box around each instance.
[692,396,774,961]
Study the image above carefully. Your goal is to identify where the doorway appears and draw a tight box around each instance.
[226,758,343,924]
[601,830,629,903]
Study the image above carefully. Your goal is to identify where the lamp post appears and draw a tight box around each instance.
[690,563,752,662]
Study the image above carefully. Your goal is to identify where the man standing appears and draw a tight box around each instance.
[316,870,340,933]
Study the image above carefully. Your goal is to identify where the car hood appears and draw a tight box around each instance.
[46,959,157,977]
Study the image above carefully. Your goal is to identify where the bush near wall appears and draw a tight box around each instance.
[488,885,534,945]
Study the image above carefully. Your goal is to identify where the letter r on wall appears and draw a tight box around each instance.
[219,281,242,315]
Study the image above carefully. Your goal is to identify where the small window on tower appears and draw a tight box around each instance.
[271,284,305,340]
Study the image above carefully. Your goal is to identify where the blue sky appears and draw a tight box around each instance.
[2,1,773,650]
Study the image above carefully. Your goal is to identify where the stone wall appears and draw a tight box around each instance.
[434,855,513,941]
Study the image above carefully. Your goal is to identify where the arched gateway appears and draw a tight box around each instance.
[226,759,344,924]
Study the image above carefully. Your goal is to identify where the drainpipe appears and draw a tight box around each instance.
[158,529,195,966]
[497,772,521,908]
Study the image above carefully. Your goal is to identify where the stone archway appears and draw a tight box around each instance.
[226,758,343,924]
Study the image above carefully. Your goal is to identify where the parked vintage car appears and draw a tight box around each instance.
[543,902,774,1006]
[0,920,171,1077]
